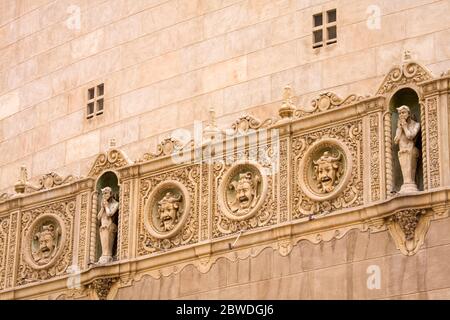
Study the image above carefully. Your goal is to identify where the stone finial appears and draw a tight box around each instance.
[203,107,221,144]
[14,165,28,194]
[108,138,117,149]
[402,50,412,63]
[278,85,296,120]
[208,107,216,128]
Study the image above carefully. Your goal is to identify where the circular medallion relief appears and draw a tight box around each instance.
[218,161,268,221]
[299,138,353,201]
[24,214,66,270]
[144,181,190,239]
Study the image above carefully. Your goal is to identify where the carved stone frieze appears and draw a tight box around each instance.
[386,209,431,256]
[292,121,363,218]
[119,181,131,260]
[295,92,366,118]
[0,216,10,290]
[77,193,88,268]
[369,114,381,201]
[138,165,199,255]
[17,199,75,285]
[426,97,440,188]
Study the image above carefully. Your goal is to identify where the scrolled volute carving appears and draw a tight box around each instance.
[88,148,131,177]
[143,137,187,161]
[226,114,275,136]
[26,172,76,193]
[295,92,366,118]
[377,52,433,95]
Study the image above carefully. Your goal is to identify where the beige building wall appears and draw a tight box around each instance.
[114,217,450,300]
[1,0,449,193]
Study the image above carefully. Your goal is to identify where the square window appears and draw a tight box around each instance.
[313,29,323,44]
[313,13,323,27]
[327,9,336,23]
[327,26,337,41]
[97,83,104,97]
[88,87,95,100]
[87,102,95,118]
[97,99,104,114]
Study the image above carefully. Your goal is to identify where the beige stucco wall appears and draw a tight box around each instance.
[1,0,449,193]
[114,216,450,300]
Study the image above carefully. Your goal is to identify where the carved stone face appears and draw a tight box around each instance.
[33,224,57,264]
[158,192,181,231]
[314,151,342,193]
[236,180,254,211]
[229,172,260,215]
[102,187,112,201]
[398,107,410,122]
[38,233,55,259]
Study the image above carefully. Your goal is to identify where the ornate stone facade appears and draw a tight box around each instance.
[0,0,449,300]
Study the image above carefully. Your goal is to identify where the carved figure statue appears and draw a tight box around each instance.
[229,172,260,215]
[313,151,342,193]
[394,105,421,193]
[157,192,182,231]
[32,223,59,265]
[97,187,119,264]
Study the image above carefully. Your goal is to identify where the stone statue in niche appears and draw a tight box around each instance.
[229,172,260,215]
[394,105,420,193]
[32,223,60,265]
[157,192,182,231]
[313,151,342,193]
[97,187,119,264]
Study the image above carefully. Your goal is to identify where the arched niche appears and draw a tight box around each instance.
[94,171,120,263]
[389,87,423,192]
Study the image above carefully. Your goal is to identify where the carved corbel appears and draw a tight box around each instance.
[89,277,119,300]
[386,209,431,256]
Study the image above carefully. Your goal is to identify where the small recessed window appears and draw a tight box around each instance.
[313,9,337,49]
[313,13,323,27]
[87,83,105,119]
[327,9,336,23]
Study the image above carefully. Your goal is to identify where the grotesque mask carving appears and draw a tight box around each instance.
[32,223,59,265]
[229,172,260,215]
[313,151,342,193]
[157,192,182,231]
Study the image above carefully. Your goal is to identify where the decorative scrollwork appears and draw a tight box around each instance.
[88,149,131,177]
[26,172,76,192]
[295,92,366,118]
[226,114,275,136]
[143,137,187,161]
[377,61,433,95]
